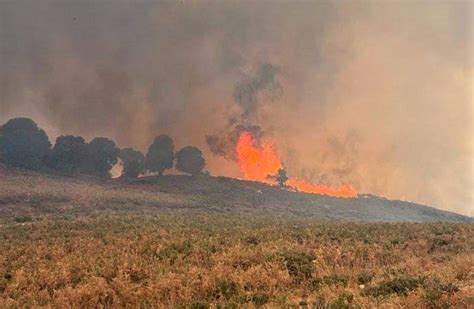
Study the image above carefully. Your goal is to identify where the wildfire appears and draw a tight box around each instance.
[286,178,357,198]
[235,131,357,198]
[236,131,282,180]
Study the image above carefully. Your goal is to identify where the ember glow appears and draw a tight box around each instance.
[236,131,357,198]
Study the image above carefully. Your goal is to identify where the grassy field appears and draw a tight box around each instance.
[0,170,473,307]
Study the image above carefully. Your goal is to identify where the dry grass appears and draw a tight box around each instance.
[0,171,196,217]
[0,170,473,307]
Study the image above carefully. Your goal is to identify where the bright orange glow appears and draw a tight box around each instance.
[286,178,357,198]
[235,131,357,198]
[236,131,282,181]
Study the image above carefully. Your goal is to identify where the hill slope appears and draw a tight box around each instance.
[0,170,471,222]
[136,175,471,222]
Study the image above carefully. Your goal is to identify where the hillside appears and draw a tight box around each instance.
[1,169,473,307]
[0,169,470,222]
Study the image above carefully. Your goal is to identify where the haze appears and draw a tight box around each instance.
[0,0,472,215]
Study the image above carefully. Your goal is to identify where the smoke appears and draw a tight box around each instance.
[0,1,472,215]
[206,62,280,160]
[233,63,282,122]
[206,124,264,161]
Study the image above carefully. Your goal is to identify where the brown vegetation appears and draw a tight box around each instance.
[0,170,472,307]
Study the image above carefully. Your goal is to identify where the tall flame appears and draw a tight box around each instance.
[236,131,282,180]
[235,131,357,198]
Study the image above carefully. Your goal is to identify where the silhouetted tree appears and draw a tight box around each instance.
[82,137,120,178]
[0,118,51,170]
[275,168,288,187]
[146,135,174,176]
[119,148,145,178]
[175,146,206,176]
[49,135,87,174]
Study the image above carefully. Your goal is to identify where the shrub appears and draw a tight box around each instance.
[14,215,32,223]
[157,241,193,265]
[216,279,239,300]
[322,274,349,287]
[249,293,270,306]
[423,280,459,307]
[283,251,314,279]
[430,237,450,251]
[363,277,423,297]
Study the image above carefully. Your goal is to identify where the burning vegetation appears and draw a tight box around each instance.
[206,63,357,198]
[236,130,357,197]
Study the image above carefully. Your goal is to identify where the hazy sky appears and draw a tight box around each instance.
[0,1,472,215]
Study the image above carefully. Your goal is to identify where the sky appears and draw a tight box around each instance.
[0,0,472,215]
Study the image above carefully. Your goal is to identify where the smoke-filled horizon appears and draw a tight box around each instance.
[1,1,472,215]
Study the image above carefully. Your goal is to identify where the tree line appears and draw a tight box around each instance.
[0,118,206,178]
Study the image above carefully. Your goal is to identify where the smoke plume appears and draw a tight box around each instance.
[0,1,472,214]
[233,63,282,123]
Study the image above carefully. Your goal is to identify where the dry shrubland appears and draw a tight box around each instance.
[0,171,473,307]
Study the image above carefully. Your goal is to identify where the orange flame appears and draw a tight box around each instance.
[235,131,357,198]
[286,178,357,198]
[236,131,282,180]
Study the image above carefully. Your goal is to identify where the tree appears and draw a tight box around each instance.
[145,135,174,176]
[275,168,288,187]
[0,118,51,170]
[82,137,120,178]
[175,146,206,176]
[49,135,87,174]
[119,148,145,178]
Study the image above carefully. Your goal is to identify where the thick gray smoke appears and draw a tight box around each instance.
[233,63,282,122]
[206,124,264,160]
[206,63,279,160]
[0,1,472,215]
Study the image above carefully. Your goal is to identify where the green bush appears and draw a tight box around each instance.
[322,274,349,287]
[363,277,422,297]
[283,251,314,279]
[423,279,459,305]
[157,241,193,264]
[14,215,32,223]
[216,279,239,300]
